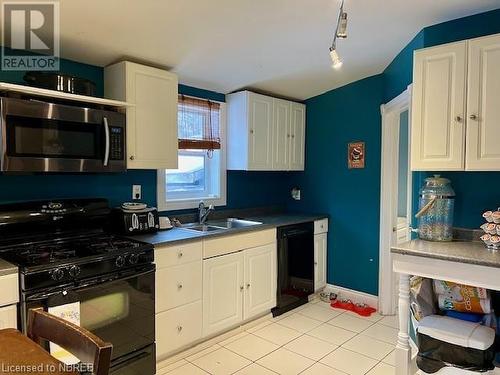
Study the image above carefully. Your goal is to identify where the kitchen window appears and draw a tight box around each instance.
[157,95,226,211]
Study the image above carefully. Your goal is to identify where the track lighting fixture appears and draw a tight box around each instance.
[329,0,347,69]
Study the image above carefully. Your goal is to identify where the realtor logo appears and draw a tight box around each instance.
[1,1,60,70]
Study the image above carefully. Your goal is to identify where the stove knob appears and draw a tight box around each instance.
[51,268,65,281]
[115,256,125,268]
[68,265,81,278]
[129,253,139,265]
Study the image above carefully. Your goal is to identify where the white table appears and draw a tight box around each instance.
[392,240,500,375]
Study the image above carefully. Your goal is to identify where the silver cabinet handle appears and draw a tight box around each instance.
[469,114,478,120]
[177,325,183,332]
[103,117,110,167]
[455,116,462,122]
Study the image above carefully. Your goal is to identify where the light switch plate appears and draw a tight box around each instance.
[132,185,142,200]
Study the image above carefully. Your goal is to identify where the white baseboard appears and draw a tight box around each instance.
[324,284,379,309]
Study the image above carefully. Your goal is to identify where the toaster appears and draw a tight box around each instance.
[111,204,160,234]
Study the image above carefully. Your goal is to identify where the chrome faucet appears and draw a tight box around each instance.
[198,201,214,224]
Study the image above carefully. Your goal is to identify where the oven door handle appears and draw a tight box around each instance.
[103,116,110,167]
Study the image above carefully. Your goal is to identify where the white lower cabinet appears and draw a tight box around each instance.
[243,244,277,320]
[314,233,327,291]
[155,230,277,363]
[156,301,202,357]
[314,219,328,292]
[0,305,17,329]
[202,251,244,337]
[155,241,203,361]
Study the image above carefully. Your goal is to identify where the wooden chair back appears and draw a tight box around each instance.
[27,308,113,375]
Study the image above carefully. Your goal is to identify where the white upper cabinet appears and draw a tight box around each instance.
[104,61,178,169]
[248,93,274,170]
[289,102,306,170]
[272,98,291,170]
[412,33,500,171]
[466,34,500,170]
[411,41,467,171]
[227,91,305,171]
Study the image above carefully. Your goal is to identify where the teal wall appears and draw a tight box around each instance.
[288,75,384,295]
[289,8,500,295]
[0,57,290,212]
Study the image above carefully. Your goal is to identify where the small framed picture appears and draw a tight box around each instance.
[348,141,365,169]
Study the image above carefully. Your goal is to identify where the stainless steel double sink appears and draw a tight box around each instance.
[182,218,262,233]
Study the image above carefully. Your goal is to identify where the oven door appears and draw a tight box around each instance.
[0,97,126,172]
[22,265,155,365]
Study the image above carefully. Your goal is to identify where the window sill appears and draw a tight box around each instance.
[158,196,227,211]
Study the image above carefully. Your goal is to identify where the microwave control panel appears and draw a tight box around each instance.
[110,127,124,161]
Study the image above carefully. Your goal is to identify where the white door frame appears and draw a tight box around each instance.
[378,85,412,316]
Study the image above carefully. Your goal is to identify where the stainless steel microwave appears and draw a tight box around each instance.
[0,97,126,172]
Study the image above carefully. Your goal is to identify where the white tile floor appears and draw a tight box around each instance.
[159,299,400,375]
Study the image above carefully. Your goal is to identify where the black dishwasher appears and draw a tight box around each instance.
[272,222,314,317]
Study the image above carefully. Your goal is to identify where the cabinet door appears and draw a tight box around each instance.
[289,103,306,170]
[0,305,17,329]
[314,233,327,291]
[202,252,243,336]
[411,42,467,171]
[466,34,500,170]
[126,63,178,169]
[272,99,290,170]
[243,244,277,320]
[248,93,273,170]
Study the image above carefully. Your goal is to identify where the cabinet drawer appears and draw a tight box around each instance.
[156,300,202,360]
[155,241,202,269]
[156,262,202,313]
[203,229,276,259]
[0,305,17,329]
[0,274,18,306]
[314,219,328,234]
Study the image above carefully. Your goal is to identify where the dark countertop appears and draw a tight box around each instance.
[130,213,328,246]
[391,239,500,268]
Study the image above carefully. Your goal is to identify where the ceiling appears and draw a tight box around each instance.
[55,0,499,100]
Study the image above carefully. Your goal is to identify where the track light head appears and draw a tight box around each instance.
[337,12,348,38]
[329,47,343,69]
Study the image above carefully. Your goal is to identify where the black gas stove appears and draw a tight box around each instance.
[0,198,154,291]
[0,198,156,375]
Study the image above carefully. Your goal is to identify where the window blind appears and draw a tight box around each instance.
[178,95,221,150]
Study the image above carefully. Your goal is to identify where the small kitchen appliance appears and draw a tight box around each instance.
[415,175,455,241]
[110,203,160,234]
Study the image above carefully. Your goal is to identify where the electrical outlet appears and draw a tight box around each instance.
[132,185,142,200]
